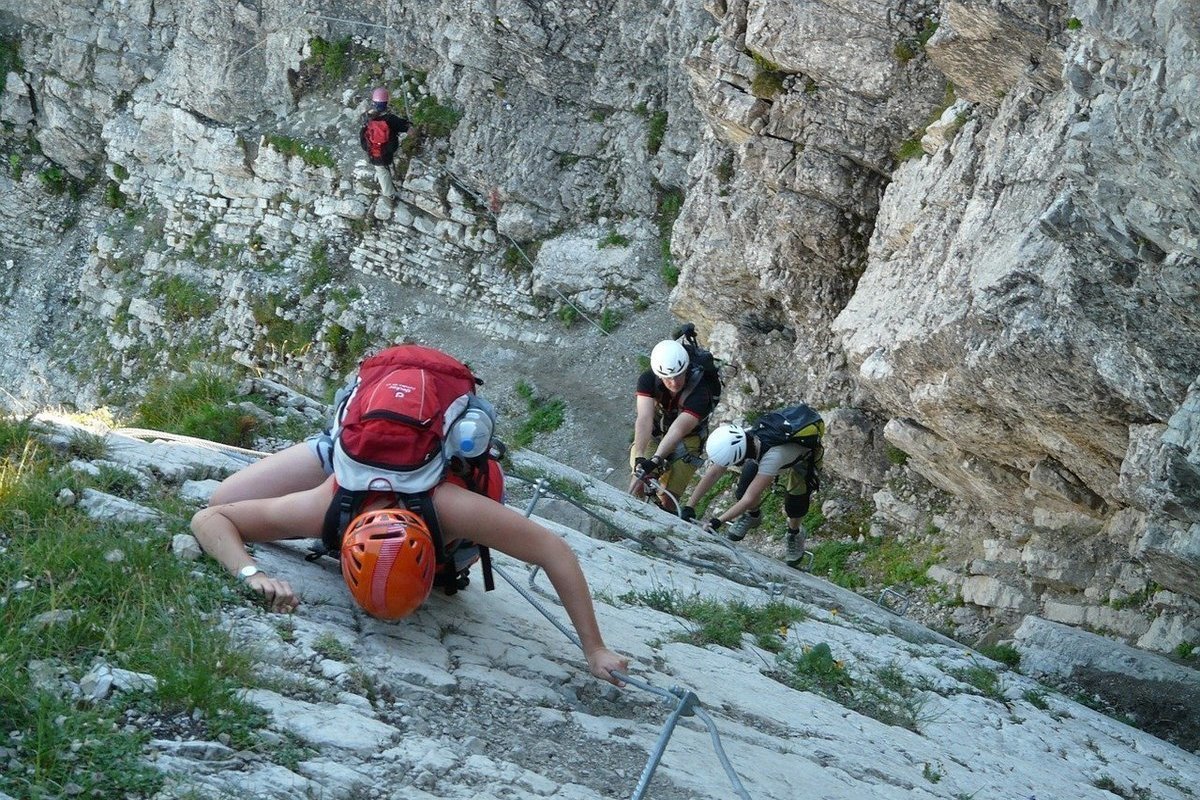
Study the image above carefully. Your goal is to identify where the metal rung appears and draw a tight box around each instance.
[878,586,911,616]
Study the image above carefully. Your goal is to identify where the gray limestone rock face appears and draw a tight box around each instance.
[1014,615,1200,751]
[924,0,1064,107]
[1,0,1199,703]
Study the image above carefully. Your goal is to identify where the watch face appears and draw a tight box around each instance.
[239,565,260,579]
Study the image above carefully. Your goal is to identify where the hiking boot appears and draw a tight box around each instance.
[725,513,762,541]
[785,531,806,566]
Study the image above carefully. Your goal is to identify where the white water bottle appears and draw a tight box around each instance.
[453,408,492,459]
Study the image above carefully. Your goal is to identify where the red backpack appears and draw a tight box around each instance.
[318,345,502,595]
[364,118,390,160]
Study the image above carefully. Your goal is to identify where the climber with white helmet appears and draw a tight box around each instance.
[359,86,411,217]
[685,405,824,567]
[627,337,719,510]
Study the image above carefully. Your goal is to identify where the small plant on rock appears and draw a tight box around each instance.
[511,381,566,448]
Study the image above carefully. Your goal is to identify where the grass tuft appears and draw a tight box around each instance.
[0,416,265,798]
[511,381,566,448]
[619,587,805,652]
[132,370,261,448]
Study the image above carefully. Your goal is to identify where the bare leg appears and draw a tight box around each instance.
[210,443,328,505]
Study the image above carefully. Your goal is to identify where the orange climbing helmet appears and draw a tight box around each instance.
[340,508,436,620]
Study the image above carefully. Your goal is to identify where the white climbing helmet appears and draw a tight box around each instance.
[706,423,749,467]
[650,340,689,379]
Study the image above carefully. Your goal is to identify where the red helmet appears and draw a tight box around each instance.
[371,87,389,104]
[340,508,435,621]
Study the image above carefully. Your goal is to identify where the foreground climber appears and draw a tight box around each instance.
[359,86,410,215]
[193,344,627,686]
[686,405,824,566]
[628,335,720,512]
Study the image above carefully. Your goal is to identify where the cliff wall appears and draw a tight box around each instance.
[0,0,1197,661]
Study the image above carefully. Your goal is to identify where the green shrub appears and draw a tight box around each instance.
[1066,17,1082,30]
[599,308,622,333]
[751,70,785,99]
[657,187,684,286]
[809,540,866,589]
[511,381,566,447]
[0,417,264,798]
[265,134,336,169]
[660,261,679,286]
[308,36,353,84]
[619,588,806,652]
[8,153,21,181]
[0,35,23,76]
[916,19,939,46]
[778,642,853,695]
[38,165,67,195]
[312,633,353,661]
[884,444,909,465]
[978,643,1021,669]
[302,243,334,295]
[954,664,1003,700]
[647,110,668,155]
[409,95,463,138]
[715,152,735,186]
[324,323,371,375]
[133,370,260,447]
[861,537,937,587]
[598,230,629,248]
[502,245,530,274]
[103,180,126,208]
[894,138,925,162]
[557,304,579,328]
[152,275,219,322]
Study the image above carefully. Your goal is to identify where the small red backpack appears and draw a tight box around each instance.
[364,118,390,160]
[318,344,503,595]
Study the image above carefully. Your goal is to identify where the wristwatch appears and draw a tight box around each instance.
[238,564,264,582]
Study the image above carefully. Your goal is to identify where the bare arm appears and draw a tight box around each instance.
[628,394,657,495]
[713,471,774,524]
[433,482,628,685]
[190,478,333,612]
[686,462,728,508]
[630,395,655,465]
[653,411,699,461]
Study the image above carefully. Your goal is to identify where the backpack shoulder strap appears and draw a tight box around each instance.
[397,491,495,595]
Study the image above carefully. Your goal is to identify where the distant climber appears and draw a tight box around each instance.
[359,87,410,213]
[628,333,720,513]
[684,405,824,567]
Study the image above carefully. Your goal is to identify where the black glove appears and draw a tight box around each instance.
[680,505,696,522]
[706,517,723,531]
[635,455,666,479]
[807,470,821,493]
